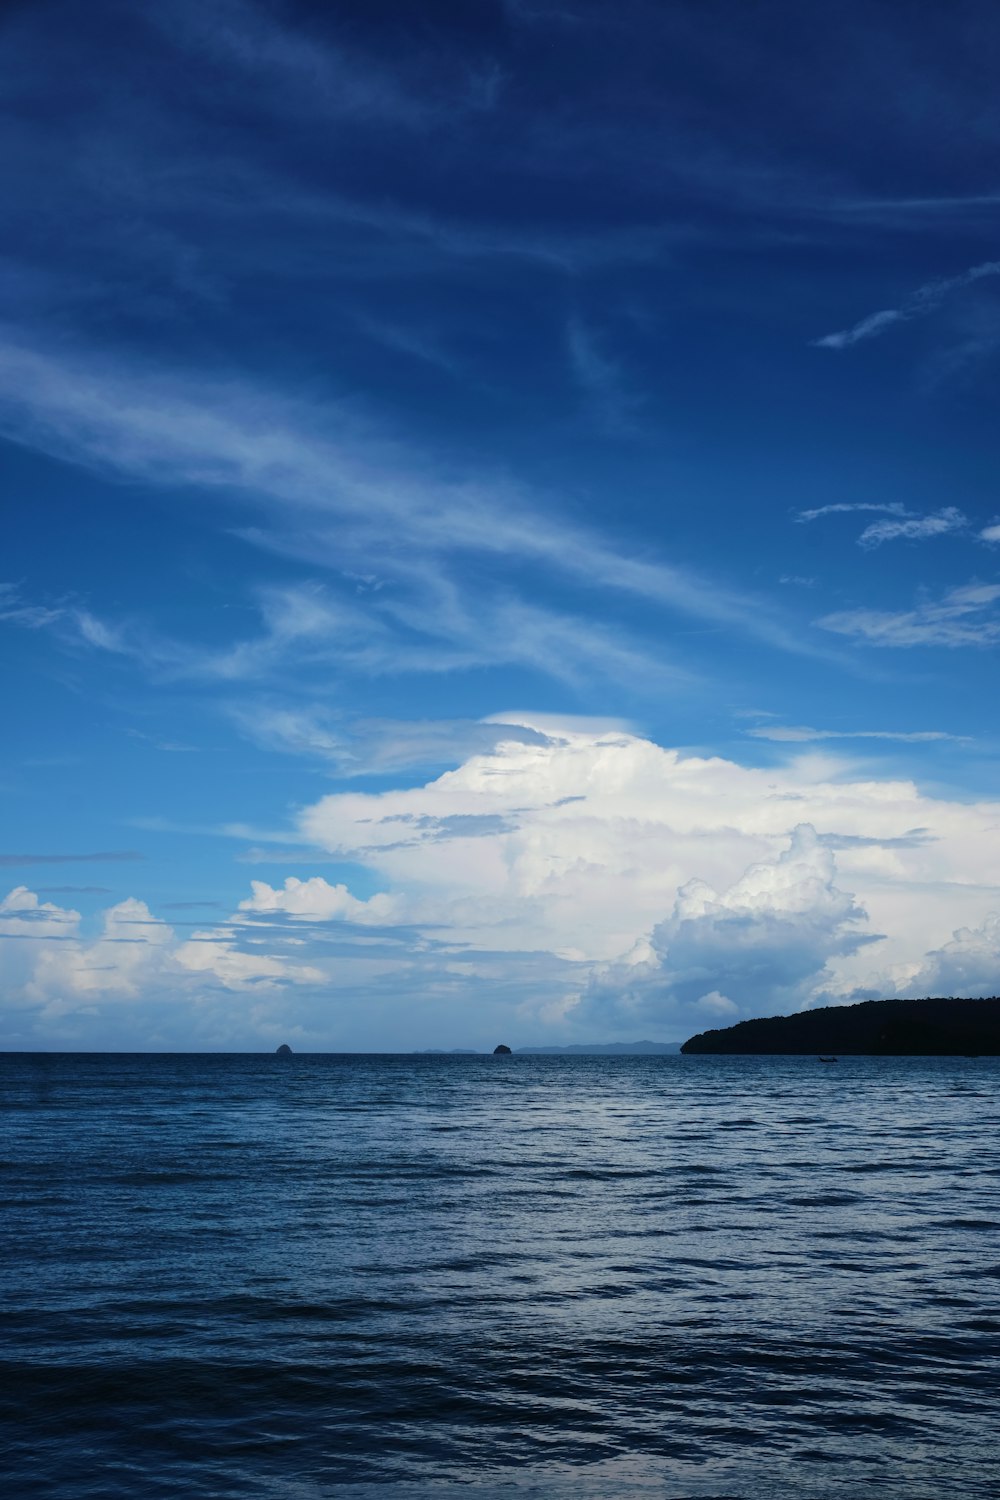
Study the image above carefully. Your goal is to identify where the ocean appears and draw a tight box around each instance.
[1,1052,998,1499]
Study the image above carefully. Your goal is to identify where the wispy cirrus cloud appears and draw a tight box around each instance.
[142,0,439,131]
[3,576,686,697]
[0,582,63,630]
[227,703,554,774]
[857,506,966,549]
[355,315,463,377]
[566,315,638,435]
[0,337,829,673]
[795,502,967,549]
[795,502,910,523]
[0,851,144,866]
[833,192,1000,224]
[0,583,138,659]
[35,886,113,894]
[818,582,1000,648]
[813,260,1000,350]
[746,724,967,744]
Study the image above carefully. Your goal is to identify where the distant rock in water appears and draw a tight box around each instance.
[275,1043,293,1056]
[681,996,1000,1056]
[493,1044,512,1055]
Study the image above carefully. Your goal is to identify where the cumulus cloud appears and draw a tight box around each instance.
[696,990,739,1015]
[295,721,1000,1025]
[238,876,395,923]
[5,725,1000,1046]
[1,885,80,936]
[897,913,1000,998]
[0,885,327,1037]
[980,522,1000,544]
[575,825,877,1031]
[172,929,323,992]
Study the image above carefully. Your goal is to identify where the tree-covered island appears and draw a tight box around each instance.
[681,996,1000,1055]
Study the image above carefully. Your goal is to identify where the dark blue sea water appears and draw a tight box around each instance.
[2,1053,999,1499]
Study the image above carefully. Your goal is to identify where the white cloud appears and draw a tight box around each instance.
[0,583,64,630]
[2,574,685,697]
[792,504,967,549]
[4,724,1000,1045]
[815,309,905,349]
[1,886,326,1034]
[818,582,1000,648]
[746,725,964,744]
[227,704,553,774]
[0,339,829,667]
[980,523,1000,544]
[292,722,1000,1030]
[856,507,966,549]
[893,912,1000,998]
[0,888,82,1006]
[575,824,876,1031]
[171,932,323,991]
[796,503,910,522]
[695,990,739,1015]
[238,876,395,924]
[814,260,1000,350]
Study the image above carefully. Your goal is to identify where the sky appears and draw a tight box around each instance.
[4,0,1000,1051]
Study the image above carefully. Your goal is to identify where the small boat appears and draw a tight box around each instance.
[818,1056,838,1064]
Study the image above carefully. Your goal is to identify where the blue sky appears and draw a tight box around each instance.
[4,0,1000,1050]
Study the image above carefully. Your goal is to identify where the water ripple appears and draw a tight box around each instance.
[2,1052,999,1498]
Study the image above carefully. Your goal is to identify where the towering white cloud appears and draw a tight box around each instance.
[4,723,1000,1046]
[887,913,1000,999]
[298,720,1000,966]
[574,824,877,1032]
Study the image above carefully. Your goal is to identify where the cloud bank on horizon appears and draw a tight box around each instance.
[4,722,1000,1050]
[3,0,1000,1048]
